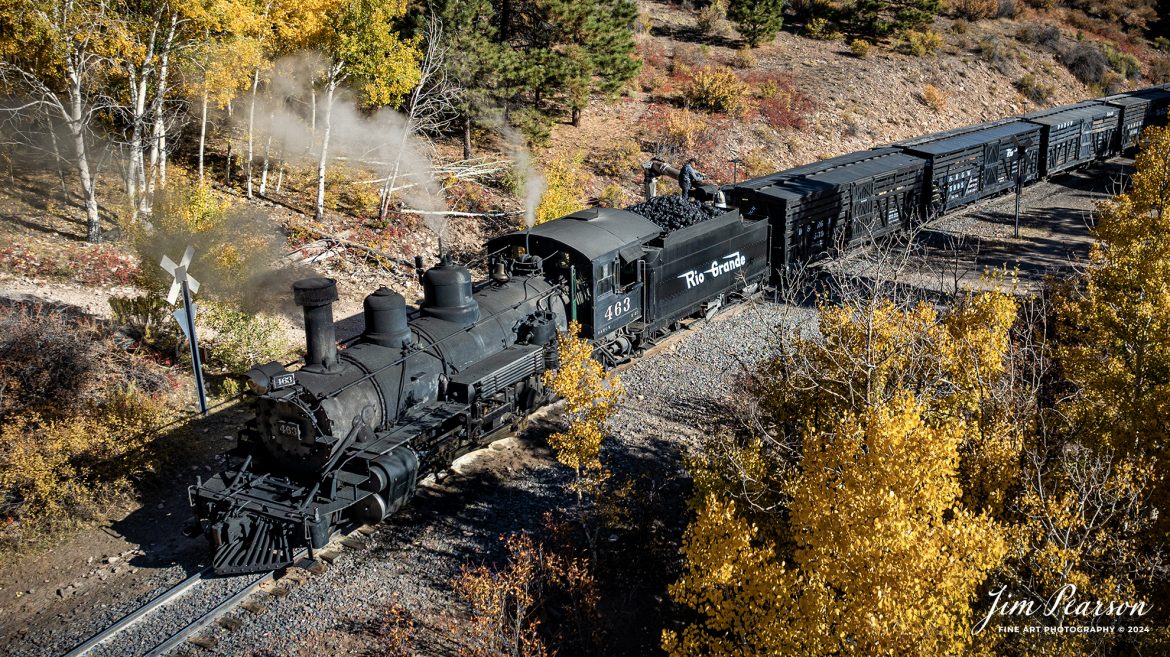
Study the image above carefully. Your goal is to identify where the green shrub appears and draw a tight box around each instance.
[805,17,840,40]
[729,47,758,68]
[740,150,777,177]
[595,139,643,177]
[902,29,944,56]
[1102,43,1141,80]
[697,0,729,37]
[850,39,872,58]
[598,183,628,208]
[1014,74,1054,103]
[1061,42,1109,85]
[1155,36,1170,52]
[0,384,169,538]
[511,107,553,148]
[0,304,103,419]
[1016,24,1061,50]
[110,295,171,344]
[1151,57,1170,84]
[684,66,747,112]
[950,0,997,20]
[201,303,291,375]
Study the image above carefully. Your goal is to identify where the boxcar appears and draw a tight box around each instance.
[1023,102,1119,176]
[728,148,926,267]
[897,121,1041,214]
[1102,87,1170,152]
[640,210,770,331]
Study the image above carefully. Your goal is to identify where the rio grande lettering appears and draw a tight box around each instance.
[678,252,747,289]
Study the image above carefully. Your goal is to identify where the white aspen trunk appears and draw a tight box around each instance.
[198,89,208,183]
[125,15,158,221]
[126,70,142,221]
[315,77,337,222]
[65,62,100,242]
[146,13,177,202]
[246,67,260,198]
[259,115,273,195]
[378,132,408,221]
[47,117,69,197]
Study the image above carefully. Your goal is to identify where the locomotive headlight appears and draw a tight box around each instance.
[245,361,296,395]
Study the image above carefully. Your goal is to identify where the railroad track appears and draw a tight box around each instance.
[59,565,274,657]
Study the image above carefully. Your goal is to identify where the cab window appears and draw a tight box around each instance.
[596,260,616,297]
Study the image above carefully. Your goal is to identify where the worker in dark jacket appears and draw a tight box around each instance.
[678,158,703,201]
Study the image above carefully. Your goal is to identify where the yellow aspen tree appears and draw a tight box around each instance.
[789,394,1008,656]
[185,0,266,183]
[0,0,123,241]
[751,289,1022,515]
[543,320,623,489]
[662,494,802,657]
[274,0,421,221]
[1055,126,1170,457]
[531,155,588,228]
[665,396,1008,657]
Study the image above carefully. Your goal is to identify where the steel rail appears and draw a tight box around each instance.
[60,568,211,657]
[141,570,273,657]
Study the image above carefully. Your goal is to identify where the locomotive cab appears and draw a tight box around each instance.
[488,208,660,349]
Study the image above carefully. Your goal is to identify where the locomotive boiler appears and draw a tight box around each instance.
[190,256,565,573]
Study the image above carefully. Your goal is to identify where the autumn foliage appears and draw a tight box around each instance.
[0,304,174,543]
[666,129,1170,656]
[449,532,600,657]
[543,320,624,483]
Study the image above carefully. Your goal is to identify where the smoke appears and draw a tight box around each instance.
[136,185,316,317]
[245,53,447,220]
[471,106,545,229]
[513,143,546,229]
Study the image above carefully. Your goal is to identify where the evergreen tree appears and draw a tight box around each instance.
[501,0,640,127]
[728,0,785,48]
[428,0,510,158]
[848,0,940,38]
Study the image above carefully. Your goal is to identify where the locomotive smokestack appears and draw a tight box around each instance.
[293,278,340,372]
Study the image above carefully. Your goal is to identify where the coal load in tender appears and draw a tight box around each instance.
[625,195,723,232]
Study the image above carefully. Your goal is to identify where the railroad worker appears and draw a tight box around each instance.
[678,158,703,202]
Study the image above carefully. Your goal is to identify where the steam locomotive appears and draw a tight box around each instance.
[189,85,1170,575]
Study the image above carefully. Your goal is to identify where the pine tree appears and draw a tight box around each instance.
[427,0,510,158]
[499,0,640,127]
[848,0,940,37]
[727,0,784,48]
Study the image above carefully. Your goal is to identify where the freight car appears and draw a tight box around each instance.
[1103,87,1170,151]
[895,120,1042,214]
[727,148,926,266]
[1023,102,1119,177]
[188,84,1170,575]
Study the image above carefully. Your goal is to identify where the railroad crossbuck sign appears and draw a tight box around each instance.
[161,246,209,415]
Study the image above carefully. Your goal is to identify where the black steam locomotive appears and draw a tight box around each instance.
[189,85,1170,574]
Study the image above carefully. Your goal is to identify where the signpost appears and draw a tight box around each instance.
[161,246,208,415]
[1010,136,1034,239]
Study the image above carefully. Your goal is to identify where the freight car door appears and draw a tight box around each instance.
[851,180,875,242]
[983,143,1001,189]
[1078,118,1092,161]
